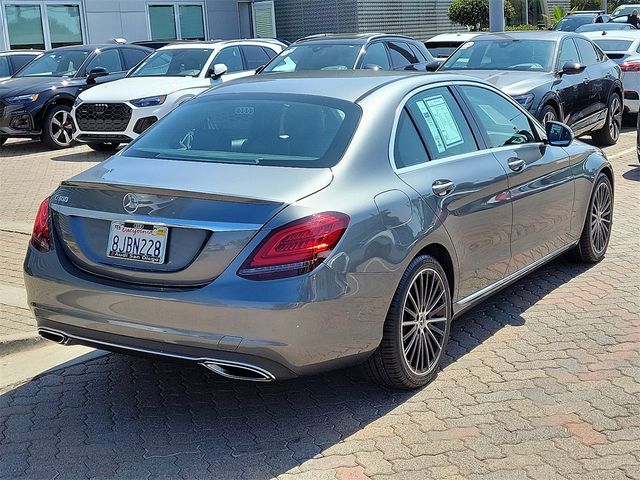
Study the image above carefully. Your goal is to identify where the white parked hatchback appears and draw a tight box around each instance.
[71,39,285,151]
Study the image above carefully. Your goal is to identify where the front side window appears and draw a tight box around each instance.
[405,87,478,160]
[442,40,556,72]
[575,38,600,65]
[124,94,360,168]
[263,44,362,72]
[558,39,580,67]
[388,41,418,69]
[361,42,390,69]
[46,4,83,48]
[460,86,537,149]
[15,50,90,78]
[5,4,46,49]
[129,49,213,77]
[214,47,244,72]
[83,50,123,75]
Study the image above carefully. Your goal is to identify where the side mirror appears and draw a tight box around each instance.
[545,120,574,147]
[87,67,109,83]
[560,62,586,75]
[424,59,443,72]
[207,63,228,79]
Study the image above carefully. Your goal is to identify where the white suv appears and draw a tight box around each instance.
[71,39,285,151]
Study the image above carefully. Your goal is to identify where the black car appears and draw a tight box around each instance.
[554,11,610,31]
[0,50,42,80]
[0,44,151,149]
[439,32,623,146]
[259,33,434,73]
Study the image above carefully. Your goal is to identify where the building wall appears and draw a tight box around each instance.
[274,0,358,43]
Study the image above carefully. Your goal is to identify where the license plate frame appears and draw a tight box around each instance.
[106,221,168,264]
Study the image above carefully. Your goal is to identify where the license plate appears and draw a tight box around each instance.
[106,221,168,264]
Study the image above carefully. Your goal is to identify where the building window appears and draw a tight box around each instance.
[148,3,205,41]
[2,2,83,50]
[252,1,275,38]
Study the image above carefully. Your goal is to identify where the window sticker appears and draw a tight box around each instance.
[421,95,464,148]
[416,101,446,153]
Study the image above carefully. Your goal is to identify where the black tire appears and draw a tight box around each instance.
[592,93,622,147]
[573,173,613,263]
[41,104,75,149]
[87,142,120,152]
[539,104,558,125]
[364,255,452,390]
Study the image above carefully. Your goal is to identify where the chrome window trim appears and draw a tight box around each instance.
[389,80,547,174]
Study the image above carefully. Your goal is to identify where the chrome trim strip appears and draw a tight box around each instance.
[456,241,578,306]
[51,204,262,232]
[37,327,276,381]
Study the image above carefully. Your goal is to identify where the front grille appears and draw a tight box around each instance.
[76,103,132,132]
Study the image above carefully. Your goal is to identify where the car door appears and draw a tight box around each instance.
[457,85,575,274]
[575,36,607,126]
[555,38,589,128]
[393,85,513,300]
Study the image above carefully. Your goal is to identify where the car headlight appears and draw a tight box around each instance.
[130,95,167,108]
[513,94,535,110]
[5,93,39,105]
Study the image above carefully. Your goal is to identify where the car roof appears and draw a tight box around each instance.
[294,33,418,45]
[425,33,480,42]
[45,44,149,53]
[158,39,285,50]
[0,50,42,55]
[201,70,486,103]
[470,31,575,41]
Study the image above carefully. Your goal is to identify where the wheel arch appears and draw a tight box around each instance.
[413,242,456,299]
[538,93,563,122]
[35,94,76,124]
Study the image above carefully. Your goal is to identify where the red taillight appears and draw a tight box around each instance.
[620,60,640,71]
[238,212,350,280]
[31,197,51,252]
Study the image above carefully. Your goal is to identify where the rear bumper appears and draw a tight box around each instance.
[24,241,392,380]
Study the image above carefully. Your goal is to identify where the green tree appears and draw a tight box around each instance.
[448,0,516,31]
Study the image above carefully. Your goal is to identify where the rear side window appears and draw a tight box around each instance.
[124,94,361,168]
[84,49,123,74]
[388,41,419,68]
[405,87,478,160]
[10,54,38,72]
[394,111,429,169]
[408,43,429,62]
[241,45,271,69]
[122,48,149,69]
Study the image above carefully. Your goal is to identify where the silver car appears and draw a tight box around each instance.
[25,72,614,389]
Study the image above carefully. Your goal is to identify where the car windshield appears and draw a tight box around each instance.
[441,39,555,71]
[576,23,633,31]
[263,44,362,72]
[124,94,361,168]
[14,50,89,77]
[129,48,213,77]
[593,39,634,51]
[0,56,9,76]
[425,41,464,58]
[554,16,595,31]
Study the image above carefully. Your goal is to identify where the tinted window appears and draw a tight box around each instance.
[125,94,360,168]
[460,86,537,148]
[408,43,430,62]
[361,42,390,69]
[129,49,213,77]
[394,111,428,168]
[84,49,123,74]
[592,39,634,52]
[264,44,361,72]
[558,39,580,67]
[442,40,556,71]
[10,54,38,72]
[122,48,149,69]
[575,38,600,65]
[261,47,278,59]
[425,41,463,58]
[214,46,244,72]
[241,45,271,69]
[405,87,477,160]
[0,57,9,76]
[15,50,90,77]
[554,15,596,31]
[388,41,418,68]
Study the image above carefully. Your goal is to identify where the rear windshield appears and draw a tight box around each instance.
[263,44,362,72]
[554,16,595,31]
[425,41,464,58]
[124,94,361,168]
[593,39,634,51]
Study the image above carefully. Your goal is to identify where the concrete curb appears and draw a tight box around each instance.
[0,333,43,357]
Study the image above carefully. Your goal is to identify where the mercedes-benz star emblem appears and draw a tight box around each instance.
[122,193,139,214]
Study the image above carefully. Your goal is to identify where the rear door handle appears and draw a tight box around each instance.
[507,157,526,172]
[432,179,455,196]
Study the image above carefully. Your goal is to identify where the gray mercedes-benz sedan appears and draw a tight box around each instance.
[25,71,614,389]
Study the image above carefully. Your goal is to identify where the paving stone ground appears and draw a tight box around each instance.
[0,131,639,479]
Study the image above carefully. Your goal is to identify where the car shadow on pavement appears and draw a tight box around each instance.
[622,164,640,181]
[0,139,52,158]
[50,150,113,163]
[0,256,592,479]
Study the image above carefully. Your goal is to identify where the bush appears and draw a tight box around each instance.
[448,0,516,30]
[505,24,543,30]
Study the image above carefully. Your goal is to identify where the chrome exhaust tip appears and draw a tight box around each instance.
[38,328,69,345]
[201,360,275,382]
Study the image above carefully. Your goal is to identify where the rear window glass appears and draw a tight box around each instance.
[425,41,463,58]
[124,94,361,168]
[593,39,634,51]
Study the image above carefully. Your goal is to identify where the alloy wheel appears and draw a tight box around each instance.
[50,110,75,147]
[543,110,556,124]
[401,267,448,376]
[609,95,622,141]
[590,180,612,255]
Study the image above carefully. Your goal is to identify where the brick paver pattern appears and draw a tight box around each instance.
[0,132,639,479]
